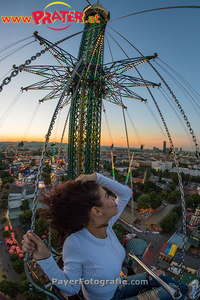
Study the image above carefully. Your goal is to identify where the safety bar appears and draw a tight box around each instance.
[129,253,182,299]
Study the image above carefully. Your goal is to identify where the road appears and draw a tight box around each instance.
[0,186,25,300]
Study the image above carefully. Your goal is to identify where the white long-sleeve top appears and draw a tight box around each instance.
[37,173,132,300]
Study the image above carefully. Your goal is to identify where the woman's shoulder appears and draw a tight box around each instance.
[63,228,85,249]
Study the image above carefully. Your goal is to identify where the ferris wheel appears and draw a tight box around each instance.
[5,145,17,159]
[0,1,200,299]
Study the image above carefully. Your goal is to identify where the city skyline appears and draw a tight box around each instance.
[0,0,199,152]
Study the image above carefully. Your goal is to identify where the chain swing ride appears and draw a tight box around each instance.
[0,1,200,299]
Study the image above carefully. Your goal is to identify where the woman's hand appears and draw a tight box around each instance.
[22,230,50,261]
[75,173,97,183]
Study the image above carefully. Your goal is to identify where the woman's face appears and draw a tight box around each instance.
[98,186,118,219]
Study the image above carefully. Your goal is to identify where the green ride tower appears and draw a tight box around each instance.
[68,3,110,178]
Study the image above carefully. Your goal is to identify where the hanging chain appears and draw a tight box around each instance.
[0,26,102,93]
[106,29,187,296]
[121,107,135,255]
[108,25,199,161]
[135,66,186,297]
[48,107,71,250]
[149,61,199,161]
[29,33,102,233]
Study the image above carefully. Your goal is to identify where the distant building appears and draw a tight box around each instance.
[171,167,200,177]
[152,161,173,172]
[163,141,166,153]
[180,148,182,154]
[146,204,175,231]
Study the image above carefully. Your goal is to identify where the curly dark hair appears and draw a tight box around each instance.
[39,180,102,244]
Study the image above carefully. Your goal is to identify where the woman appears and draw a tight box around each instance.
[22,173,199,300]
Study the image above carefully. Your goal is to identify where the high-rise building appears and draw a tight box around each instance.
[180,148,182,154]
[163,141,166,153]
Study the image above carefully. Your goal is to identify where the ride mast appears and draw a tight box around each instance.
[68,3,110,178]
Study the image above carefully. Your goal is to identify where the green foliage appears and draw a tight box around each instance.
[3,230,11,238]
[172,173,179,185]
[23,290,46,300]
[137,194,151,209]
[144,180,163,194]
[181,172,192,185]
[35,218,48,236]
[41,172,51,185]
[192,193,200,207]
[0,279,19,298]
[0,199,8,209]
[51,229,60,247]
[167,191,178,204]
[30,159,36,167]
[112,223,126,235]
[169,183,176,191]
[1,194,8,200]
[133,190,142,201]
[19,210,32,225]
[185,196,193,208]
[2,190,8,196]
[20,200,29,211]
[149,168,158,175]
[151,195,163,209]
[60,174,68,182]
[42,163,52,174]
[12,258,24,274]
[5,184,10,190]
[20,273,27,281]
[161,212,178,233]
[158,170,162,182]
[149,191,156,199]
[0,171,10,178]
[136,181,144,191]
[104,162,112,174]
[194,175,200,183]
[20,278,29,293]
[9,252,20,262]
[9,177,14,183]
[1,216,7,224]
[115,171,126,182]
[132,169,139,177]
[113,223,126,246]
[173,205,182,217]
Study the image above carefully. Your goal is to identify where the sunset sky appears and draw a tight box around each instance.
[0,0,199,151]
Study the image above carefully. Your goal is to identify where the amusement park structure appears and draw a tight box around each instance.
[0,2,200,299]
[19,3,158,178]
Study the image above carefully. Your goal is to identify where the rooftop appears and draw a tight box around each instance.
[146,204,175,226]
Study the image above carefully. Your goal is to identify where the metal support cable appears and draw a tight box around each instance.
[25,27,107,297]
[0,90,22,128]
[149,61,199,160]
[121,106,135,254]
[0,25,105,92]
[154,60,200,115]
[108,25,199,161]
[0,40,36,63]
[159,87,195,152]
[106,26,186,299]
[109,6,200,24]
[158,58,200,99]
[106,31,135,255]
[126,110,142,147]
[102,103,113,146]
[0,35,34,52]
[22,102,41,141]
